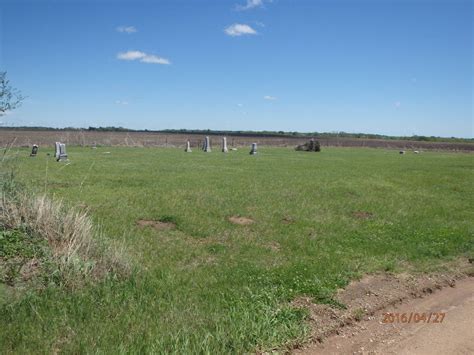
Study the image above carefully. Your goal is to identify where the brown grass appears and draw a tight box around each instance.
[0,190,129,287]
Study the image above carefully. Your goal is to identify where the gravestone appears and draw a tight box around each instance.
[54,142,61,160]
[222,137,228,153]
[59,143,68,161]
[204,136,211,152]
[185,140,192,152]
[30,144,38,157]
[55,142,68,161]
[249,143,257,155]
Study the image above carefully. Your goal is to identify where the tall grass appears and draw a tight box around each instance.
[0,156,129,289]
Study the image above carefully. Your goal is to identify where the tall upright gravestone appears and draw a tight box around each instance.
[185,140,192,152]
[249,143,257,155]
[222,137,228,153]
[204,136,211,153]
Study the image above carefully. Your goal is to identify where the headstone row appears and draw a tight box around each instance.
[186,137,257,155]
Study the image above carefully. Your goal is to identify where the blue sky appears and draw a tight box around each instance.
[1,0,472,137]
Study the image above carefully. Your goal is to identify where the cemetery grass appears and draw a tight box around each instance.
[1,147,473,353]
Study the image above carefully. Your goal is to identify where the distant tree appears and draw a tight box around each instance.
[0,72,24,116]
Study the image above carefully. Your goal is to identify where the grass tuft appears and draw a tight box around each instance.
[0,165,129,290]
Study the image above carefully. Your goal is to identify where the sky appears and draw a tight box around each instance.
[0,0,472,137]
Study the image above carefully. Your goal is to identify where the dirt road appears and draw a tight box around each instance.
[299,278,474,354]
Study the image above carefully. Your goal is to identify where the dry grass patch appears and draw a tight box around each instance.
[1,190,129,288]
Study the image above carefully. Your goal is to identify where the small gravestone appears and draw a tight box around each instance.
[55,142,68,161]
[204,136,211,152]
[249,143,257,155]
[185,140,192,152]
[30,144,38,157]
[222,137,228,153]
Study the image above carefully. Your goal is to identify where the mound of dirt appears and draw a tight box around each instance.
[282,217,296,224]
[352,211,374,219]
[137,219,176,230]
[228,216,254,225]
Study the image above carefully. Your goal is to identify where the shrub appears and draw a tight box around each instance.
[295,139,321,152]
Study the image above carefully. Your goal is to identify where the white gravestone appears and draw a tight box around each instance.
[59,143,68,161]
[54,142,61,160]
[185,140,192,152]
[222,137,228,153]
[249,143,257,155]
[204,136,211,152]
[55,142,68,161]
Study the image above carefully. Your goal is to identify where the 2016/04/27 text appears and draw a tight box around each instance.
[382,312,445,324]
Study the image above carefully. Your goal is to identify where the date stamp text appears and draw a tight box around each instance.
[382,312,445,324]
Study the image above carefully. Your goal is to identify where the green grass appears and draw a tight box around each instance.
[1,147,473,353]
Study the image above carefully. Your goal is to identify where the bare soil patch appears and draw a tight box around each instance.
[282,216,296,225]
[352,211,374,219]
[292,261,474,353]
[228,216,254,225]
[296,277,474,354]
[137,219,176,230]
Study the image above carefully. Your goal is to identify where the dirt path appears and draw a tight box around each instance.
[297,278,474,354]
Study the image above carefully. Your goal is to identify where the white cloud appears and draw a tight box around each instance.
[115,100,129,105]
[116,26,137,34]
[224,24,257,36]
[264,95,277,100]
[117,50,146,61]
[140,55,170,65]
[117,50,171,65]
[237,103,243,107]
[235,0,271,11]
[394,101,401,108]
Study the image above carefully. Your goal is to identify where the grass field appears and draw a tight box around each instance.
[1,147,473,353]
